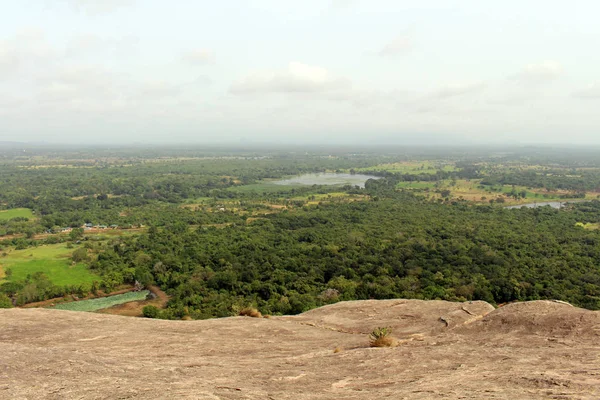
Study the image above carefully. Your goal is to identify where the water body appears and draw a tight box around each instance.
[272,173,380,188]
[505,201,586,209]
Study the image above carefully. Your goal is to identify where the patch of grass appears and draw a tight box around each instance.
[239,307,262,318]
[50,290,150,312]
[0,208,35,221]
[575,222,600,230]
[0,243,99,286]
[369,327,397,348]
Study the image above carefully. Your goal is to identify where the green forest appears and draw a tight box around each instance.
[2,145,600,317]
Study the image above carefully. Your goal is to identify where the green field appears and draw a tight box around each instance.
[50,290,150,312]
[0,208,35,221]
[0,243,99,286]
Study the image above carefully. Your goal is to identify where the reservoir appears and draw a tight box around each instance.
[272,173,380,188]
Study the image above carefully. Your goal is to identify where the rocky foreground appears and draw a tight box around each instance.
[1,299,600,399]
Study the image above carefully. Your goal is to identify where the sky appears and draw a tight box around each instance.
[1,0,600,145]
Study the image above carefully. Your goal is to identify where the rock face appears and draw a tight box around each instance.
[1,299,600,399]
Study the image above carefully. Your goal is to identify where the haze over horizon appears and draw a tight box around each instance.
[2,1,600,145]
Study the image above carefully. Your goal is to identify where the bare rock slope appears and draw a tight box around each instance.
[1,299,600,399]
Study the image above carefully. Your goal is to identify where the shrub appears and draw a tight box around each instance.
[142,305,160,318]
[0,293,13,308]
[71,248,88,263]
[369,326,396,347]
[239,307,262,318]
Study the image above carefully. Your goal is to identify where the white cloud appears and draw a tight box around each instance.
[379,35,412,56]
[330,0,356,9]
[574,82,600,99]
[67,33,139,58]
[511,61,563,83]
[65,0,134,15]
[34,65,127,107]
[0,29,56,79]
[230,62,351,95]
[136,81,182,98]
[0,46,20,76]
[181,49,215,65]
[433,82,486,99]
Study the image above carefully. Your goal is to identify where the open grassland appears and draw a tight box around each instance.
[359,161,458,174]
[50,290,150,312]
[0,243,99,286]
[395,178,592,204]
[290,192,367,205]
[0,208,35,221]
[227,181,306,193]
[183,192,369,216]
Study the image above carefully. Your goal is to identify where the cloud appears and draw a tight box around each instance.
[573,82,600,99]
[379,35,412,57]
[510,61,563,83]
[65,0,134,15]
[0,29,56,78]
[230,62,351,95]
[181,49,215,65]
[136,81,182,98]
[330,0,356,10]
[0,46,20,76]
[34,65,127,106]
[433,82,486,99]
[66,33,139,58]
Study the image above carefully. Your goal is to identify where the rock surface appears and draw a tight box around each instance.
[1,299,600,399]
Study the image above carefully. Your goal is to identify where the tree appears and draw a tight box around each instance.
[71,247,89,263]
[69,228,84,241]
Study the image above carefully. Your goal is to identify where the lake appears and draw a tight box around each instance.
[272,173,380,188]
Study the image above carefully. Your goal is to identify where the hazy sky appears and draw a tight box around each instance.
[1,0,600,145]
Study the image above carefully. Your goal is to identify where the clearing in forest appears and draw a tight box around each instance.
[0,243,99,286]
[0,208,35,221]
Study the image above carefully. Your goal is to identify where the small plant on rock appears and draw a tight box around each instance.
[369,326,396,347]
[239,307,262,318]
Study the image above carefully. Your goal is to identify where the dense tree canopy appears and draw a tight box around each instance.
[2,145,600,317]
